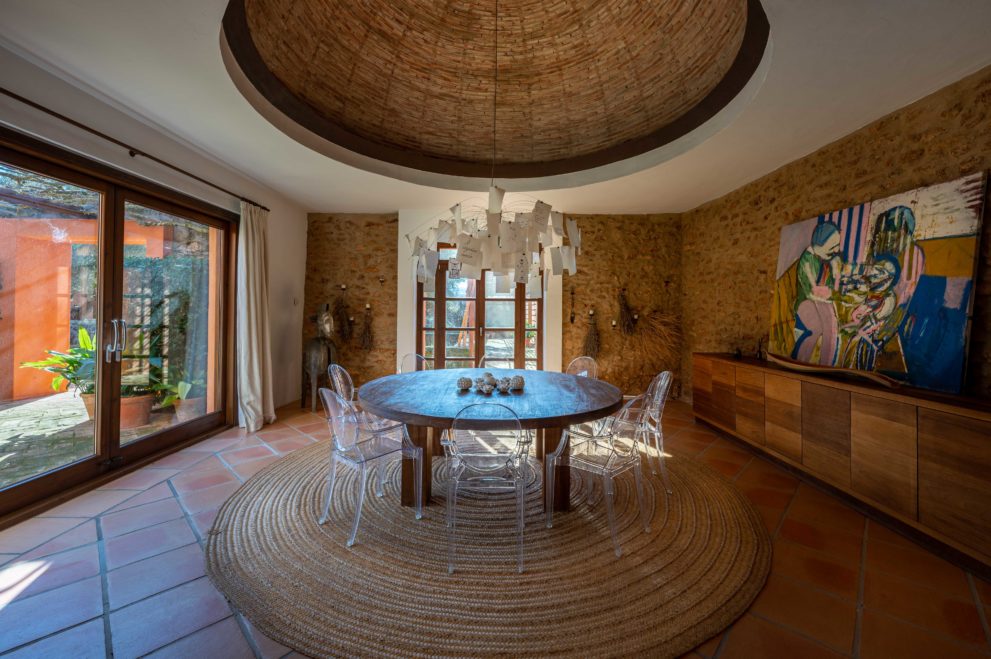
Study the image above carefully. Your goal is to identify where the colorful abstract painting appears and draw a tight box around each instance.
[769,172,986,393]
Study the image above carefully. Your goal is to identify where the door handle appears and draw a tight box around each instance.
[115,319,127,362]
[105,319,118,363]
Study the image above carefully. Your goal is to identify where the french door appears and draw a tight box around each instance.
[0,141,233,518]
[416,256,542,370]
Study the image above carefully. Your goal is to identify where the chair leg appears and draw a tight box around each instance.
[656,431,673,496]
[447,478,459,574]
[603,473,622,558]
[645,428,659,475]
[633,459,651,533]
[347,465,369,547]
[318,456,339,525]
[375,461,387,497]
[413,449,423,520]
[545,456,556,528]
[516,477,525,573]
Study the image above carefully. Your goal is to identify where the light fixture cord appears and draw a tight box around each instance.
[490,0,498,185]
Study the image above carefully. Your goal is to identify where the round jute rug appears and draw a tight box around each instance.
[205,443,770,658]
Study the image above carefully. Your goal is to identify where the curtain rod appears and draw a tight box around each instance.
[1,87,270,212]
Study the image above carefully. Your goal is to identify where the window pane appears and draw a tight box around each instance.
[120,201,223,445]
[422,331,435,358]
[445,271,475,298]
[484,330,514,359]
[445,300,476,328]
[423,300,434,328]
[0,161,101,488]
[525,331,538,358]
[423,282,434,299]
[439,247,457,260]
[525,300,539,329]
[424,359,435,370]
[484,271,514,298]
[486,360,515,370]
[525,361,538,370]
[485,301,514,328]
[445,360,474,369]
[445,330,476,359]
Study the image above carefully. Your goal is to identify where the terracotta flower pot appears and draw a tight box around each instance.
[80,393,96,420]
[174,396,207,423]
[120,394,154,429]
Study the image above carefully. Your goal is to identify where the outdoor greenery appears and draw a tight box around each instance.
[20,327,97,394]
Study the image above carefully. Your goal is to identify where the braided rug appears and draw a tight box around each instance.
[205,444,770,658]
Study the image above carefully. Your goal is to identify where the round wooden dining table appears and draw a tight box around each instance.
[358,368,624,512]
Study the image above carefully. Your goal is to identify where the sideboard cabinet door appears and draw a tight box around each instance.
[918,409,991,560]
[851,394,918,518]
[764,374,802,461]
[802,382,852,488]
[735,367,765,445]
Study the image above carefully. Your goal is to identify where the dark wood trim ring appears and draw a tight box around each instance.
[221,0,770,179]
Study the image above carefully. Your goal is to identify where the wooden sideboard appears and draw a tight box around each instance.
[692,353,991,568]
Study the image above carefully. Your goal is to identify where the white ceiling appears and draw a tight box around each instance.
[1,0,990,214]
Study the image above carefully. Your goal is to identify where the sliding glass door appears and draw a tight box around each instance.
[0,143,233,517]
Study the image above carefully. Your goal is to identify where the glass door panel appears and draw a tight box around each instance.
[0,161,103,489]
[118,200,223,446]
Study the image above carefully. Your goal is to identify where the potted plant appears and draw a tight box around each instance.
[119,381,156,429]
[157,377,207,422]
[20,327,97,419]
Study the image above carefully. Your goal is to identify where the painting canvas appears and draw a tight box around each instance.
[769,172,986,393]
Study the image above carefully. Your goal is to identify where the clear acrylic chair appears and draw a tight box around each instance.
[317,388,422,546]
[545,395,651,557]
[443,403,531,573]
[328,363,399,431]
[399,352,428,373]
[643,371,674,495]
[566,356,598,379]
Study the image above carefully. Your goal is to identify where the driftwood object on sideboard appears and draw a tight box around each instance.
[691,352,991,569]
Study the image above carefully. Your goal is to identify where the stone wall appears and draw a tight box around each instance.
[681,65,991,398]
[303,213,399,389]
[561,214,683,395]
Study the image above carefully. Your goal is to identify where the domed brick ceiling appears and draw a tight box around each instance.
[222,0,768,183]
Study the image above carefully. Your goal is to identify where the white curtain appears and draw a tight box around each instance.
[236,201,276,432]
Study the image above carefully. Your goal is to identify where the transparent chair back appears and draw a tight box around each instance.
[546,395,652,557]
[317,388,422,546]
[327,363,355,402]
[566,356,598,379]
[642,371,674,494]
[445,403,530,573]
[399,352,428,373]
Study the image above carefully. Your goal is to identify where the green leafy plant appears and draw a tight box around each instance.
[154,372,205,407]
[20,327,97,394]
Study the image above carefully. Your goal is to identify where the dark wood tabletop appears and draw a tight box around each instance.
[358,368,623,430]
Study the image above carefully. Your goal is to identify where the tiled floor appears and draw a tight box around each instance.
[0,401,988,658]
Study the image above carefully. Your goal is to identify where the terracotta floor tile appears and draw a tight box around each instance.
[104,518,197,570]
[974,577,991,605]
[786,484,866,533]
[255,427,305,441]
[864,569,987,647]
[221,444,276,465]
[750,574,856,653]
[100,467,181,491]
[866,535,971,598]
[2,617,106,659]
[105,482,175,513]
[739,484,795,509]
[663,435,713,457]
[754,504,786,534]
[109,577,231,658]
[190,507,221,538]
[100,497,185,538]
[778,517,864,564]
[860,609,989,659]
[19,520,97,560]
[735,458,800,491]
[170,466,239,495]
[106,542,205,610]
[772,538,859,600]
[0,517,83,554]
[265,434,317,455]
[3,543,101,603]
[720,614,846,659]
[698,454,750,479]
[179,480,241,514]
[693,632,722,657]
[185,434,256,453]
[0,576,103,653]
[149,450,215,469]
[38,488,137,518]
[232,455,281,480]
[241,616,292,659]
[144,616,254,658]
